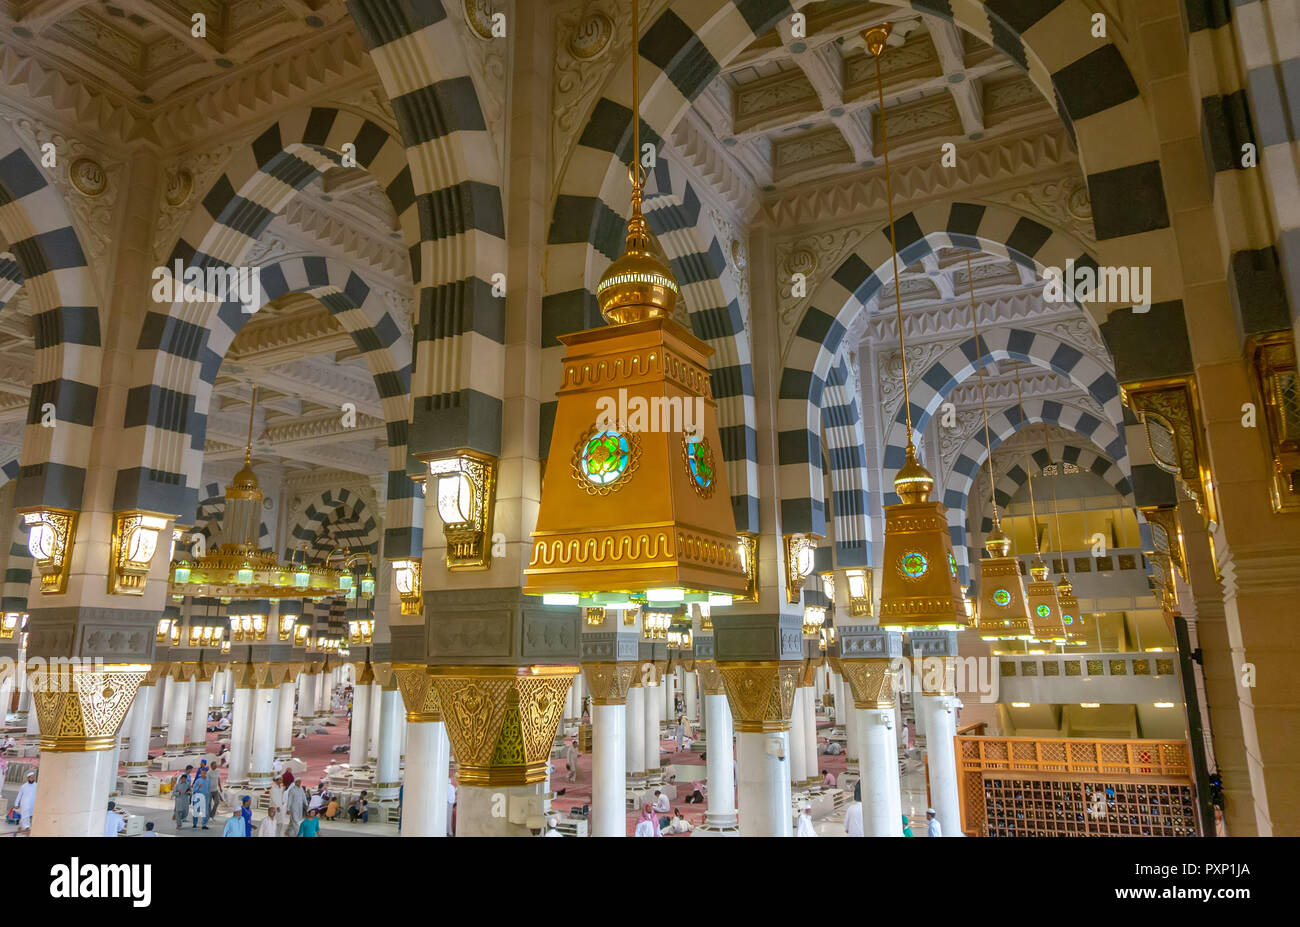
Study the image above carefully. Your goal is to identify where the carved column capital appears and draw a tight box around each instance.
[393,663,441,722]
[582,661,637,705]
[32,664,147,752]
[717,660,801,733]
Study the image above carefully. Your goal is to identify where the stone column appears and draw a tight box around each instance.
[802,665,818,786]
[911,630,962,837]
[30,665,146,836]
[840,628,903,836]
[349,663,373,769]
[584,660,636,837]
[375,681,403,801]
[626,681,646,788]
[124,673,158,775]
[367,679,382,763]
[685,669,699,724]
[275,677,296,760]
[644,662,664,781]
[426,666,575,837]
[693,654,738,835]
[154,673,171,735]
[227,674,255,787]
[189,671,212,754]
[719,660,800,837]
[663,666,675,721]
[248,673,281,790]
[789,685,808,786]
[298,667,317,719]
[393,665,449,837]
[165,676,191,755]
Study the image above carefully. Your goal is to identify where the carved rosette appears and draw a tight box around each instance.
[583,661,637,704]
[393,664,441,722]
[694,659,726,696]
[717,661,801,733]
[839,659,898,710]
[428,666,577,786]
[32,664,147,752]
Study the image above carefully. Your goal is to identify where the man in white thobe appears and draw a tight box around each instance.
[796,804,817,837]
[542,815,563,837]
[565,740,579,783]
[14,772,37,833]
[258,806,279,837]
[844,781,864,836]
[446,780,457,836]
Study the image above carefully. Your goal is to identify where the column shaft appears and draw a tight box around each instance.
[591,703,626,837]
[401,720,449,837]
[920,694,961,836]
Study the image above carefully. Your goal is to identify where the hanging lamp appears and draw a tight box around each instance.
[1044,428,1084,641]
[869,23,967,631]
[523,0,746,606]
[965,253,1032,641]
[1012,373,1067,643]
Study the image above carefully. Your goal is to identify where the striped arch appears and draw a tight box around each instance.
[541,148,760,529]
[285,488,380,561]
[346,0,508,466]
[878,325,1123,504]
[941,398,1132,583]
[976,444,1132,536]
[819,353,871,567]
[0,478,30,611]
[194,482,271,550]
[0,123,102,512]
[779,201,1100,528]
[0,252,22,312]
[117,107,414,520]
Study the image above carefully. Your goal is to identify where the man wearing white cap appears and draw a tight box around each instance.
[14,771,37,833]
[926,808,942,837]
[796,803,817,836]
[542,815,563,836]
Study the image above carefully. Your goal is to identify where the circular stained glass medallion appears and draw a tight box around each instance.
[683,434,715,497]
[1063,613,1075,625]
[581,429,630,485]
[1035,604,1052,619]
[947,552,958,578]
[993,588,1011,607]
[901,552,928,578]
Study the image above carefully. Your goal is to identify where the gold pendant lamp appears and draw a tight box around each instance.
[1013,374,1066,644]
[966,253,1032,641]
[523,0,746,607]
[871,23,967,631]
[1044,429,1084,642]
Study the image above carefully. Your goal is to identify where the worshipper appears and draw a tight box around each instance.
[348,791,370,823]
[565,739,579,783]
[222,809,246,837]
[926,808,942,837]
[216,714,231,731]
[820,768,835,788]
[269,775,286,832]
[662,761,678,784]
[633,803,661,837]
[652,790,670,814]
[14,771,37,833]
[684,781,705,804]
[673,717,686,752]
[308,788,325,814]
[172,767,193,829]
[272,756,285,777]
[204,767,223,822]
[796,803,818,837]
[297,808,321,837]
[843,781,863,837]
[825,741,842,755]
[104,801,125,838]
[666,809,693,834]
[141,822,157,837]
[190,769,209,829]
[285,775,308,837]
[325,795,341,821]
[541,815,563,837]
[240,795,254,836]
[1,734,16,754]
[258,806,279,837]
[902,815,913,837]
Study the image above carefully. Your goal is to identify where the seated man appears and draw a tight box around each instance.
[666,809,692,834]
[348,791,370,823]
[652,790,670,814]
[661,762,678,783]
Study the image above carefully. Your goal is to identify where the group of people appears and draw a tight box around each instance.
[170,760,222,829]
[633,802,693,836]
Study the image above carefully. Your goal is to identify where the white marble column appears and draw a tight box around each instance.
[789,687,807,785]
[846,705,860,774]
[297,671,316,719]
[685,670,698,724]
[402,719,449,837]
[275,680,295,759]
[858,706,902,835]
[737,730,792,837]
[367,680,382,762]
[920,694,961,837]
[697,691,737,833]
[248,685,279,789]
[625,683,645,785]
[227,685,254,786]
[591,702,626,837]
[30,748,115,837]
[803,684,818,785]
[375,686,402,801]
[0,677,14,724]
[165,679,191,754]
[155,674,171,734]
[188,677,212,753]
[349,680,371,768]
[664,671,675,720]
[644,679,661,779]
[124,683,154,775]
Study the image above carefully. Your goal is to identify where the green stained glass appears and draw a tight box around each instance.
[1035,604,1052,619]
[902,552,928,578]
[993,588,1011,607]
[582,429,631,486]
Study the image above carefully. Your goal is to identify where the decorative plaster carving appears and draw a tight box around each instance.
[982,174,1095,244]
[775,225,867,348]
[153,143,239,264]
[452,1,509,169]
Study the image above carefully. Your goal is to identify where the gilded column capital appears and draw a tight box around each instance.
[799,657,817,688]
[582,661,637,705]
[826,654,843,676]
[717,660,801,733]
[428,665,577,787]
[840,659,898,709]
[393,663,441,722]
[694,658,726,696]
[32,663,148,752]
